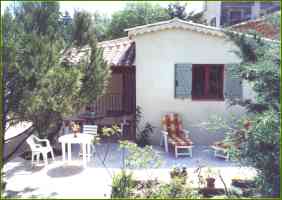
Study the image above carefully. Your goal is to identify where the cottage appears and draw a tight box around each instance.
[76,18,256,145]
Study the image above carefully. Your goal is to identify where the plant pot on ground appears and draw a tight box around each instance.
[170,166,187,184]
[206,177,216,188]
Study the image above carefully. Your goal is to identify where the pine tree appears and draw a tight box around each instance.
[3,3,110,148]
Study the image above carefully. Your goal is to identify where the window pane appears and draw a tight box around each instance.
[230,10,243,24]
[208,65,223,98]
[192,66,205,98]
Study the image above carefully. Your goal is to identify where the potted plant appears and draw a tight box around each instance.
[170,165,187,184]
[205,167,216,189]
[70,122,80,137]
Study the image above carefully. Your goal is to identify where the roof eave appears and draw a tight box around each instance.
[125,18,225,38]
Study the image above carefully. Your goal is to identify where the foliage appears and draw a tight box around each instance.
[111,170,135,198]
[203,110,280,196]
[168,1,206,24]
[119,140,162,170]
[71,10,95,46]
[225,13,280,197]
[3,3,111,142]
[134,105,142,140]
[3,2,69,138]
[170,165,188,184]
[148,178,197,199]
[225,13,280,112]
[101,124,122,137]
[89,2,208,41]
[202,13,280,197]
[135,106,155,147]
[106,2,170,39]
[168,1,187,19]
[239,110,280,196]
[74,20,112,108]
[59,11,73,45]
[93,12,111,42]
[136,123,155,147]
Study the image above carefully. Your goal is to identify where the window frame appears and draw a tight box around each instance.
[192,64,224,101]
[227,8,244,24]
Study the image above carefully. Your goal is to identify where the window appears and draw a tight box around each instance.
[192,65,224,100]
[228,9,244,25]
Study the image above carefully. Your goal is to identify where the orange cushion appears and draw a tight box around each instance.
[162,113,183,137]
[168,135,193,146]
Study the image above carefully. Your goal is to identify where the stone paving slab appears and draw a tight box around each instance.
[3,143,257,198]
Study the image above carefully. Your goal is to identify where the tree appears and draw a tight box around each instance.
[3,3,110,163]
[226,17,280,113]
[63,10,111,108]
[205,12,280,197]
[93,12,111,42]
[167,1,207,24]
[168,1,187,19]
[106,2,170,39]
[59,11,73,45]
[71,10,96,46]
[226,14,280,195]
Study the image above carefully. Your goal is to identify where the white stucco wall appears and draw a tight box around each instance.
[134,29,251,145]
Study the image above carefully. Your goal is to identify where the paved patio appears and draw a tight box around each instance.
[3,143,257,198]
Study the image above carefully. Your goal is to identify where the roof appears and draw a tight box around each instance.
[230,12,280,40]
[61,37,135,67]
[125,18,225,37]
[98,37,135,67]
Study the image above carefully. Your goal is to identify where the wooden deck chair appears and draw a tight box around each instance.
[161,113,193,158]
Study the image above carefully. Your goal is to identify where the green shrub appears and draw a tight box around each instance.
[148,178,197,198]
[136,123,154,147]
[119,140,162,169]
[239,110,280,197]
[111,170,135,198]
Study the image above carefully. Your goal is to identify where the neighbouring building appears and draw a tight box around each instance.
[202,1,280,27]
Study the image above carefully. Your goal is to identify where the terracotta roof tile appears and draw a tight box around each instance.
[231,16,280,40]
[61,37,135,67]
[98,37,135,67]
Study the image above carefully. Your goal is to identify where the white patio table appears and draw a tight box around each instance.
[58,134,94,167]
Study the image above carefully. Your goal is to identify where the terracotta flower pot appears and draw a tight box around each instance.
[244,120,251,130]
[206,178,216,188]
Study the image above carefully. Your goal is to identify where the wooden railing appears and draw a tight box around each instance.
[90,93,123,116]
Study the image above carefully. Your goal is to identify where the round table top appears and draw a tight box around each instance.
[58,133,94,144]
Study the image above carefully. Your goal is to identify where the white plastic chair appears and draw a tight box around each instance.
[26,135,55,166]
[83,125,98,159]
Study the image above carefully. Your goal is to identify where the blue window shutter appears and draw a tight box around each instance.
[175,64,192,98]
[224,64,243,99]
